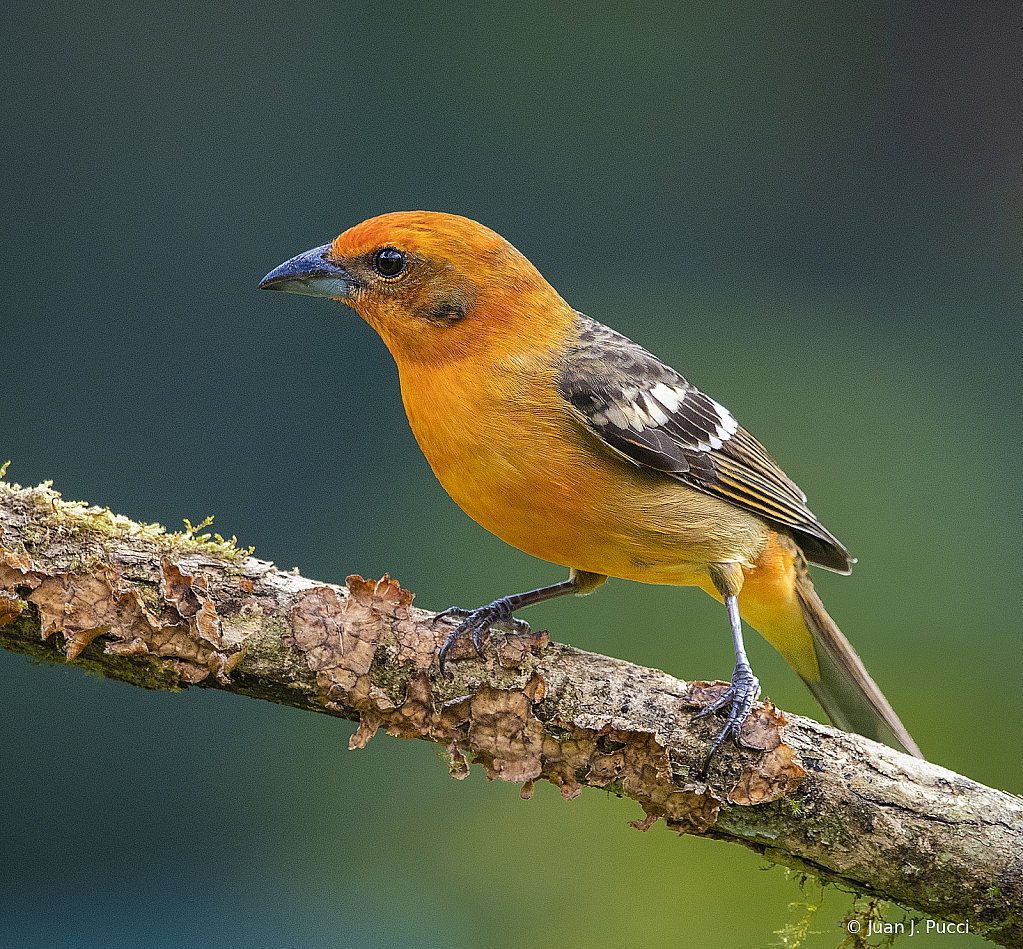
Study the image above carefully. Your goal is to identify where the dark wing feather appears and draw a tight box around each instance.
[557,314,851,573]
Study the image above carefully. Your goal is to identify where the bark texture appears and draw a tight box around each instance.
[2,480,1020,946]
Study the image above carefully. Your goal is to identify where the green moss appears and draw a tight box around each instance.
[0,609,182,693]
[1,480,254,561]
[772,879,825,948]
[72,640,184,692]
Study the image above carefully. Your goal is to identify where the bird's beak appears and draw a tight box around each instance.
[258,243,355,299]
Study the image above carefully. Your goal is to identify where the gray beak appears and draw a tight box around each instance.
[258,243,355,299]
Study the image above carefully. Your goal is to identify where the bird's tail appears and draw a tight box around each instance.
[735,532,922,759]
[792,570,922,758]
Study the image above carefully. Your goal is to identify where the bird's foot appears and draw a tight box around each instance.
[433,597,530,676]
[697,663,761,761]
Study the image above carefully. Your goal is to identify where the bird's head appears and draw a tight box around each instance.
[259,211,574,366]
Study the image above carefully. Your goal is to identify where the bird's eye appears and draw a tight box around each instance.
[373,247,406,279]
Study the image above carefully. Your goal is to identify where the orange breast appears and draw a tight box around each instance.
[395,353,770,586]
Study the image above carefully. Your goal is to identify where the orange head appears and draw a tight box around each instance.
[259,211,575,366]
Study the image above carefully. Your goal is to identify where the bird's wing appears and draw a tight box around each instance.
[557,313,851,573]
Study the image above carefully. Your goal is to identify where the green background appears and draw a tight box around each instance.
[3,3,1020,946]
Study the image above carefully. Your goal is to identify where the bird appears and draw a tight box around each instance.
[259,210,922,760]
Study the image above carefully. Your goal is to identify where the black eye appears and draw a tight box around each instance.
[373,247,406,278]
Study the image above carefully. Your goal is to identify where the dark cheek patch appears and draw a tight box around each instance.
[414,300,468,324]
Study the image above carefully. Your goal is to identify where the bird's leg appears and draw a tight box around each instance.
[434,569,606,676]
[698,563,761,760]
[698,595,760,757]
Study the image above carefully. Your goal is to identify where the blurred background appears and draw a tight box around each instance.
[3,3,1020,946]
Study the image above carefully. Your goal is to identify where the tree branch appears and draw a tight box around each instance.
[1,479,1020,946]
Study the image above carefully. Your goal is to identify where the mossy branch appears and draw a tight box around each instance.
[1,479,1020,946]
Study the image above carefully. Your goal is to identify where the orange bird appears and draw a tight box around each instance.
[260,211,921,759]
